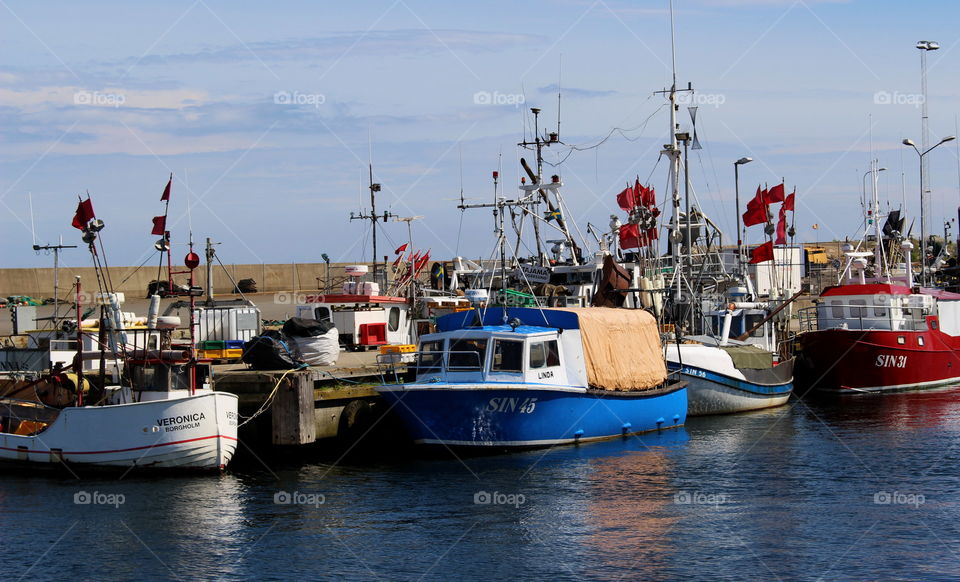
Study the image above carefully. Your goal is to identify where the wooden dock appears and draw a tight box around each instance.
[214,351,411,446]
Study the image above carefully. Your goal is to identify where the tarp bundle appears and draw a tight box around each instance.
[282,317,338,367]
[557,308,666,391]
[242,330,301,370]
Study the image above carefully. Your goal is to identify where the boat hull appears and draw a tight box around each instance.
[376,383,687,447]
[669,363,792,416]
[0,392,238,469]
[797,328,960,393]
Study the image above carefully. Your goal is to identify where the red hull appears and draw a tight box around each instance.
[797,328,960,392]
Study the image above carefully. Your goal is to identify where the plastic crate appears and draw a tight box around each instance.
[198,340,226,350]
[225,340,245,350]
[223,348,243,359]
[494,289,537,307]
[203,349,225,359]
[379,344,416,355]
[359,323,388,346]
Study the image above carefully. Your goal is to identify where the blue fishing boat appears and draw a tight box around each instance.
[376,307,686,448]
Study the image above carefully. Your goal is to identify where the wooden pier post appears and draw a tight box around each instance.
[271,372,316,445]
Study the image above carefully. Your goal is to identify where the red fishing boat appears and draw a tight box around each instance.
[796,158,960,393]
[797,280,960,392]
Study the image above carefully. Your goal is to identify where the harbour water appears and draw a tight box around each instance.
[3,389,959,581]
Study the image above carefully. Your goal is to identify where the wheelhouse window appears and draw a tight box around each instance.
[492,339,524,372]
[831,301,844,319]
[529,340,560,369]
[850,299,866,318]
[388,307,401,332]
[745,314,766,338]
[448,338,487,370]
[418,340,444,372]
[314,306,332,323]
[918,336,925,346]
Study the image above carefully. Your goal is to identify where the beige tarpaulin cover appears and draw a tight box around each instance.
[555,308,666,391]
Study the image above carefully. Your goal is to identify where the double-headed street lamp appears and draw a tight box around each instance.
[734,157,753,270]
[902,134,955,285]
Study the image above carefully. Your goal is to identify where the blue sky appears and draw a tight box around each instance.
[2,0,959,269]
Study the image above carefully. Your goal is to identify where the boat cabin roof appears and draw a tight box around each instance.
[424,324,556,339]
[301,293,409,305]
[821,283,960,301]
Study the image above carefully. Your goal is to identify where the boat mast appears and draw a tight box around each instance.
[660,0,695,331]
[74,276,83,407]
[350,164,392,288]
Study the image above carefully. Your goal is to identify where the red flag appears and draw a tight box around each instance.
[618,223,642,249]
[749,241,774,264]
[767,183,785,203]
[642,184,656,207]
[742,187,769,227]
[775,205,787,245]
[414,251,431,273]
[783,190,795,211]
[71,198,95,230]
[616,184,637,210]
[160,176,172,202]
[394,243,408,255]
[151,216,167,235]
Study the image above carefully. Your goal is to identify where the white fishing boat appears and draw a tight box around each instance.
[0,185,239,471]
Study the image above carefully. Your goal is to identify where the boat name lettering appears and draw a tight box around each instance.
[681,367,707,378]
[156,412,206,432]
[537,371,554,379]
[485,397,538,414]
[875,355,907,368]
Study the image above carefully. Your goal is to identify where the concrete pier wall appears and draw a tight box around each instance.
[0,262,376,299]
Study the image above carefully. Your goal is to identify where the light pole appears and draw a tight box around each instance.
[734,157,753,271]
[903,134,955,285]
[862,165,886,232]
[917,40,940,246]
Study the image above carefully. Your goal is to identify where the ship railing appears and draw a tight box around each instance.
[797,304,927,333]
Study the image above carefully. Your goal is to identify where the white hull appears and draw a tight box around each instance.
[684,374,790,416]
[0,391,238,469]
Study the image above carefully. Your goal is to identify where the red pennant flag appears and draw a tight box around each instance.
[160,175,172,202]
[618,223,642,249]
[749,241,774,264]
[742,187,769,227]
[71,198,95,230]
[767,183,785,203]
[783,190,795,211]
[394,243,408,255]
[616,184,637,210]
[775,205,787,245]
[642,184,656,208]
[414,251,431,273]
[151,216,167,236]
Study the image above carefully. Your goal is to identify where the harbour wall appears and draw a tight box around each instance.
[0,262,377,299]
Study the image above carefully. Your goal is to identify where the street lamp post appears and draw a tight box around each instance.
[903,134,956,286]
[917,40,940,252]
[734,157,753,272]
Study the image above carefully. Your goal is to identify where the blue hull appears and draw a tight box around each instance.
[376,384,687,447]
